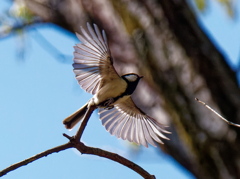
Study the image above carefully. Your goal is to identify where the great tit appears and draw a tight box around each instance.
[63,23,170,147]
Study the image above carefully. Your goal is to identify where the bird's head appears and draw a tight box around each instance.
[121,73,143,95]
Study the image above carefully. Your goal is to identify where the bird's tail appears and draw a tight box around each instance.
[63,103,88,129]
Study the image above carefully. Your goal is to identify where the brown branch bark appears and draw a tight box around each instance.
[74,141,156,179]
[0,136,155,179]
[75,105,96,141]
[1,105,155,178]
[0,143,73,177]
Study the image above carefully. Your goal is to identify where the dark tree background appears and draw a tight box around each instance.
[8,0,240,178]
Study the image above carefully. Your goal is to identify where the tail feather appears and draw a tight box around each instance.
[63,103,88,129]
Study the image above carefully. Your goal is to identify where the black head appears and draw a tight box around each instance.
[121,73,143,95]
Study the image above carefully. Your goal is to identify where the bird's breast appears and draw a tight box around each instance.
[93,78,127,106]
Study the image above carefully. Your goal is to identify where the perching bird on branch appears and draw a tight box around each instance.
[63,23,170,147]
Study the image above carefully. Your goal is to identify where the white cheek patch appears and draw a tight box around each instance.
[126,75,138,82]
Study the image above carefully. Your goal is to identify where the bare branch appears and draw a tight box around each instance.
[195,98,240,127]
[0,133,155,179]
[63,135,156,179]
[75,105,96,141]
[0,143,73,177]
[76,142,155,179]
[1,104,155,178]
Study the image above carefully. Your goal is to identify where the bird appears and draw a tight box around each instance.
[63,23,170,147]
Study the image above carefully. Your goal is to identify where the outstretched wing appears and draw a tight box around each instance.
[73,23,120,94]
[98,97,170,147]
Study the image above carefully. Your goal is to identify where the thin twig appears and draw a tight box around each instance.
[195,98,240,127]
[0,143,73,177]
[75,105,96,141]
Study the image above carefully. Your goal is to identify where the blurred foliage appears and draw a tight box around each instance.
[0,0,36,38]
[10,0,34,22]
[195,0,206,11]
[0,0,34,60]
[194,0,235,17]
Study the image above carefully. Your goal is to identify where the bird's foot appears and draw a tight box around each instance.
[103,98,114,109]
[105,106,114,110]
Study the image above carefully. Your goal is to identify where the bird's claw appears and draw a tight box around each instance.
[103,98,114,109]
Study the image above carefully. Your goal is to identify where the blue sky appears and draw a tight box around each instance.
[194,0,240,73]
[0,1,239,179]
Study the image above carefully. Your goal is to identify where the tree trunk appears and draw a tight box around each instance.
[24,0,240,178]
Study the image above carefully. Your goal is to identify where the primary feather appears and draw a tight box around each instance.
[99,97,170,147]
[73,23,119,95]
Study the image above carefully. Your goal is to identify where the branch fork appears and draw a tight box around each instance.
[0,105,155,179]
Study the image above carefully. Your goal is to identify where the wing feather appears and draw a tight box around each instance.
[93,24,108,52]
[99,97,170,147]
[73,23,119,94]
[141,119,156,147]
[123,118,134,141]
[128,119,136,143]
[87,24,106,53]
